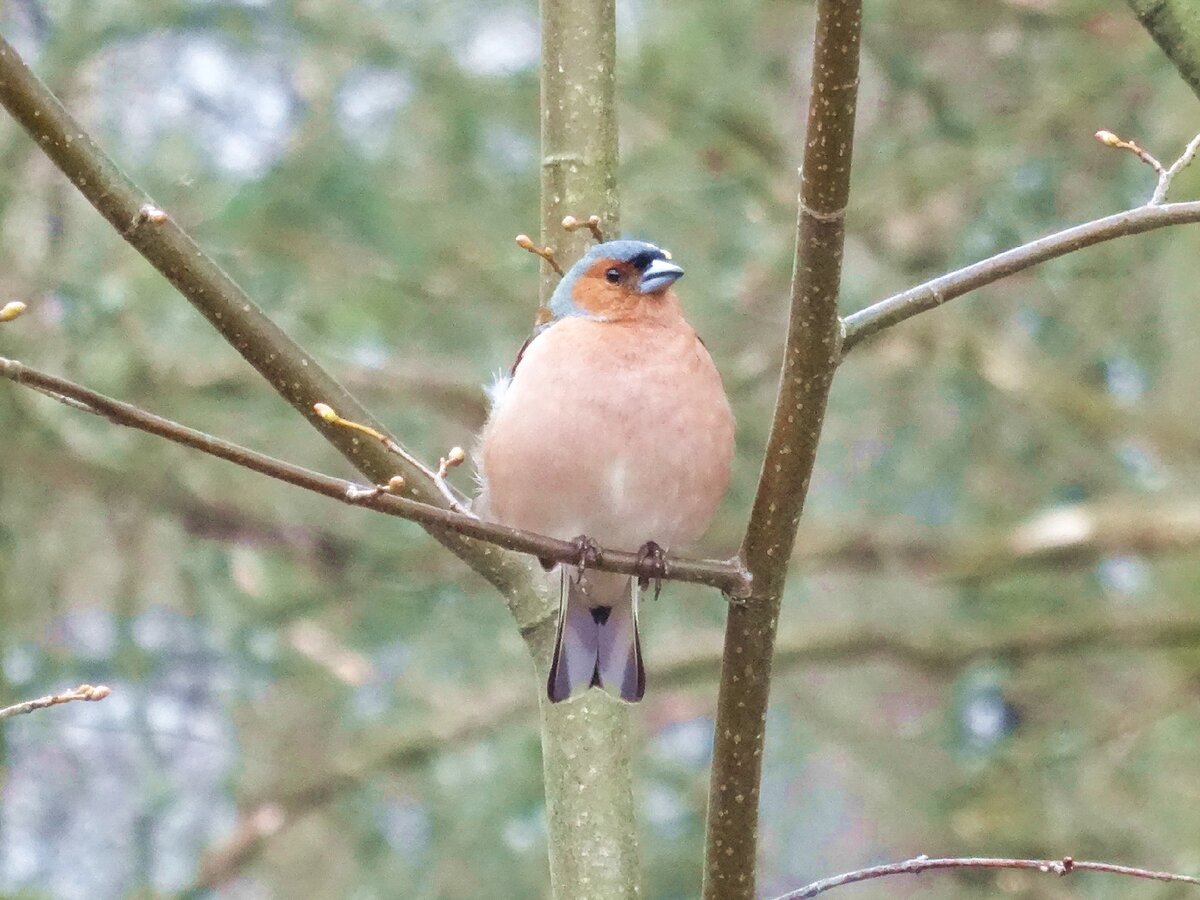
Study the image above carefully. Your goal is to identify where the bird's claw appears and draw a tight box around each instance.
[568,534,602,583]
[636,541,667,602]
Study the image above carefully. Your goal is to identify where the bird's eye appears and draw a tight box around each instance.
[604,268,621,284]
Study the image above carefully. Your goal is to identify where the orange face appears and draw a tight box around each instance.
[571,258,661,320]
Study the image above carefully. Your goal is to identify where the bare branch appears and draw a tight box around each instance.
[841,200,1200,355]
[0,356,751,595]
[0,684,111,721]
[0,31,535,598]
[774,854,1200,899]
[191,609,1200,890]
[704,2,863,896]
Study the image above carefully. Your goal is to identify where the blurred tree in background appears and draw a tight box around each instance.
[2,0,1200,897]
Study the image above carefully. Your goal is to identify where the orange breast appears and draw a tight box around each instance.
[476,313,734,552]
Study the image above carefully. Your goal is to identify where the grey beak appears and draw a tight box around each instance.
[638,258,684,294]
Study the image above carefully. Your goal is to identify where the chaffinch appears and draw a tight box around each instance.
[475,240,734,702]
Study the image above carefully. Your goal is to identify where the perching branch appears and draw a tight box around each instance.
[0,356,751,595]
[773,854,1200,899]
[703,2,863,897]
[842,132,1200,355]
[0,683,111,721]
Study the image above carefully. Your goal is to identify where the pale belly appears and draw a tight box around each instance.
[476,317,734,552]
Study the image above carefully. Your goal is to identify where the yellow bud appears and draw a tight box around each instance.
[561,215,578,230]
[515,234,535,250]
[0,301,28,322]
[446,446,466,467]
[386,475,406,493]
[1095,130,1122,147]
[313,402,338,422]
[89,685,112,700]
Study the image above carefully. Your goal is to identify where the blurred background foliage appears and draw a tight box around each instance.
[1,0,1199,897]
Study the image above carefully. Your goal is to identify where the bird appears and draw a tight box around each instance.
[474,239,735,703]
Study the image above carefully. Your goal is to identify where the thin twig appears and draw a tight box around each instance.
[1095,129,1166,176]
[1153,130,1200,204]
[515,233,565,275]
[1095,128,1200,204]
[561,214,605,242]
[774,854,1200,899]
[0,356,752,596]
[840,200,1200,354]
[0,684,111,721]
[312,402,471,514]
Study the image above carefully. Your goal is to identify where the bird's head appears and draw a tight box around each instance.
[548,240,684,322]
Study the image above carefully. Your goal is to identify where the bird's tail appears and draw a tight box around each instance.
[547,567,645,703]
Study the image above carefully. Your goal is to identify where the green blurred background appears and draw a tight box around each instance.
[2,0,1200,897]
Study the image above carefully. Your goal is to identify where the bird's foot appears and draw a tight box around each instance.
[567,534,602,583]
[635,541,667,602]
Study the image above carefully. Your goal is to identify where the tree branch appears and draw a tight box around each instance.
[841,200,1200,355]
[704,2,863,897]
[0,31,536,600]
[188,608,1200,892]
[774,854,1200,899]
[0,356,750,595]
[1126,0,1200,100]
[533,4,645,899]
[0,683,111,721]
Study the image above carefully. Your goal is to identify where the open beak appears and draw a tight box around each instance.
[638,258,684,294]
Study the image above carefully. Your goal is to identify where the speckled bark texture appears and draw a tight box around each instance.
[540,0,619,305]
[535,2,639,898]
[1127,0,1200,100]
[701,2,863,898]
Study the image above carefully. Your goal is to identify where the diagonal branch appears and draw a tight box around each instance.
[0,356,751,595]
[1126,0,1200,101]
[841,200,1200,355]
[0,32,535,600]
[703,2,863,897]
[774,854,1200,899]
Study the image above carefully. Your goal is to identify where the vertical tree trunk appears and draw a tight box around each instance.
[535,3,639,898]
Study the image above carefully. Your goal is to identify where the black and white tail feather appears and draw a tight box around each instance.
[547,568,645,703]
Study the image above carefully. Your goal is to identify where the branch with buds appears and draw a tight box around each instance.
[0,684,112,721]
[1095,128,1200,204]
[561,214,605,242]
[774,854,1200,899]
[515,233,565,276]
[841,130,1200,353]
[0,356,752,596]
